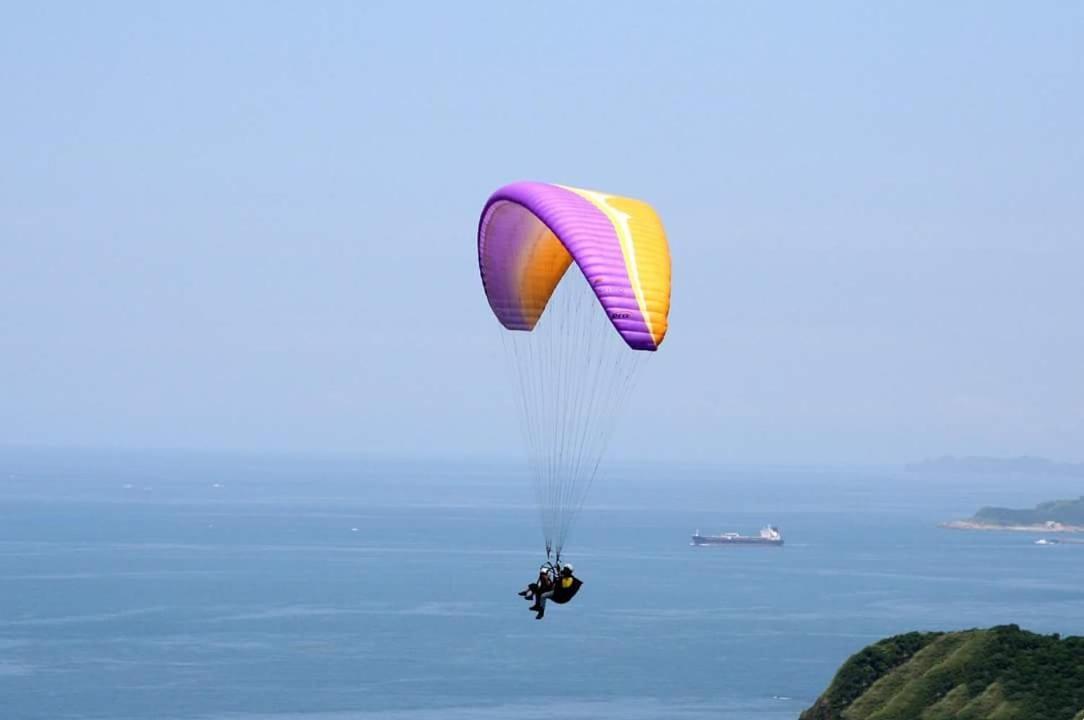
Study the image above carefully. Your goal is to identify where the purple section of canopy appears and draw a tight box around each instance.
[477,181,656,351]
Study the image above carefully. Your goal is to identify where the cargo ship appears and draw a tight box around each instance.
[691,525,783,546]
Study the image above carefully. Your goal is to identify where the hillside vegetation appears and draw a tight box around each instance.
[800,625,1084,720]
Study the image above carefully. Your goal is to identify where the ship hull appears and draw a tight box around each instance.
[691,535,783,547]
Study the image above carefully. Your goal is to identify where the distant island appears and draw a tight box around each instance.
[941,496,1084,533]
[907,455,1084,477]
[800,625,1084,720]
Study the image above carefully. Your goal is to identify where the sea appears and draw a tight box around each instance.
[2,447,1082,720]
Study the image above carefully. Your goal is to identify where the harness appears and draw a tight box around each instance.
[537,559,582,604]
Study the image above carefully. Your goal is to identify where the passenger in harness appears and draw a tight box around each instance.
[528,562,582,620]
[517,565,554,605]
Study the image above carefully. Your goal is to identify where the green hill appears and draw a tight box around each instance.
[973,497,1084,527]
[800,626,1084,720]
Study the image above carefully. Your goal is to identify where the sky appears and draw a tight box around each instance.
[2,2,1082,464]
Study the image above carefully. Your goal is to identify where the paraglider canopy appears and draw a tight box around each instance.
[478,181,671,351]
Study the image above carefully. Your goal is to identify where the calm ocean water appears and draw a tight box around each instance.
[2,448,1082,720]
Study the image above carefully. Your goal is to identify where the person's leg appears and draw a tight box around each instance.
[531,590,553,618]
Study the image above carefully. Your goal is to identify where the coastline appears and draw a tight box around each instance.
[940,520,1084,533]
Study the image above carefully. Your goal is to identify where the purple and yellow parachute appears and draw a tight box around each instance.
[478,181,671,351]
[478,181,672,558]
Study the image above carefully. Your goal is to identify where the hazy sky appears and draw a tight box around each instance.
[2,2,1082,464]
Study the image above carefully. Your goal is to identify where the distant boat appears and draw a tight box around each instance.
[691,525,784,547]
[1035,538,1060,545]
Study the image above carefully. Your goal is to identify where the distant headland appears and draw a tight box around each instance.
[941,496,1084,533]
[907,455,1084,477]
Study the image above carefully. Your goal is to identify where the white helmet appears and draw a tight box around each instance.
[562,563,574,574]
